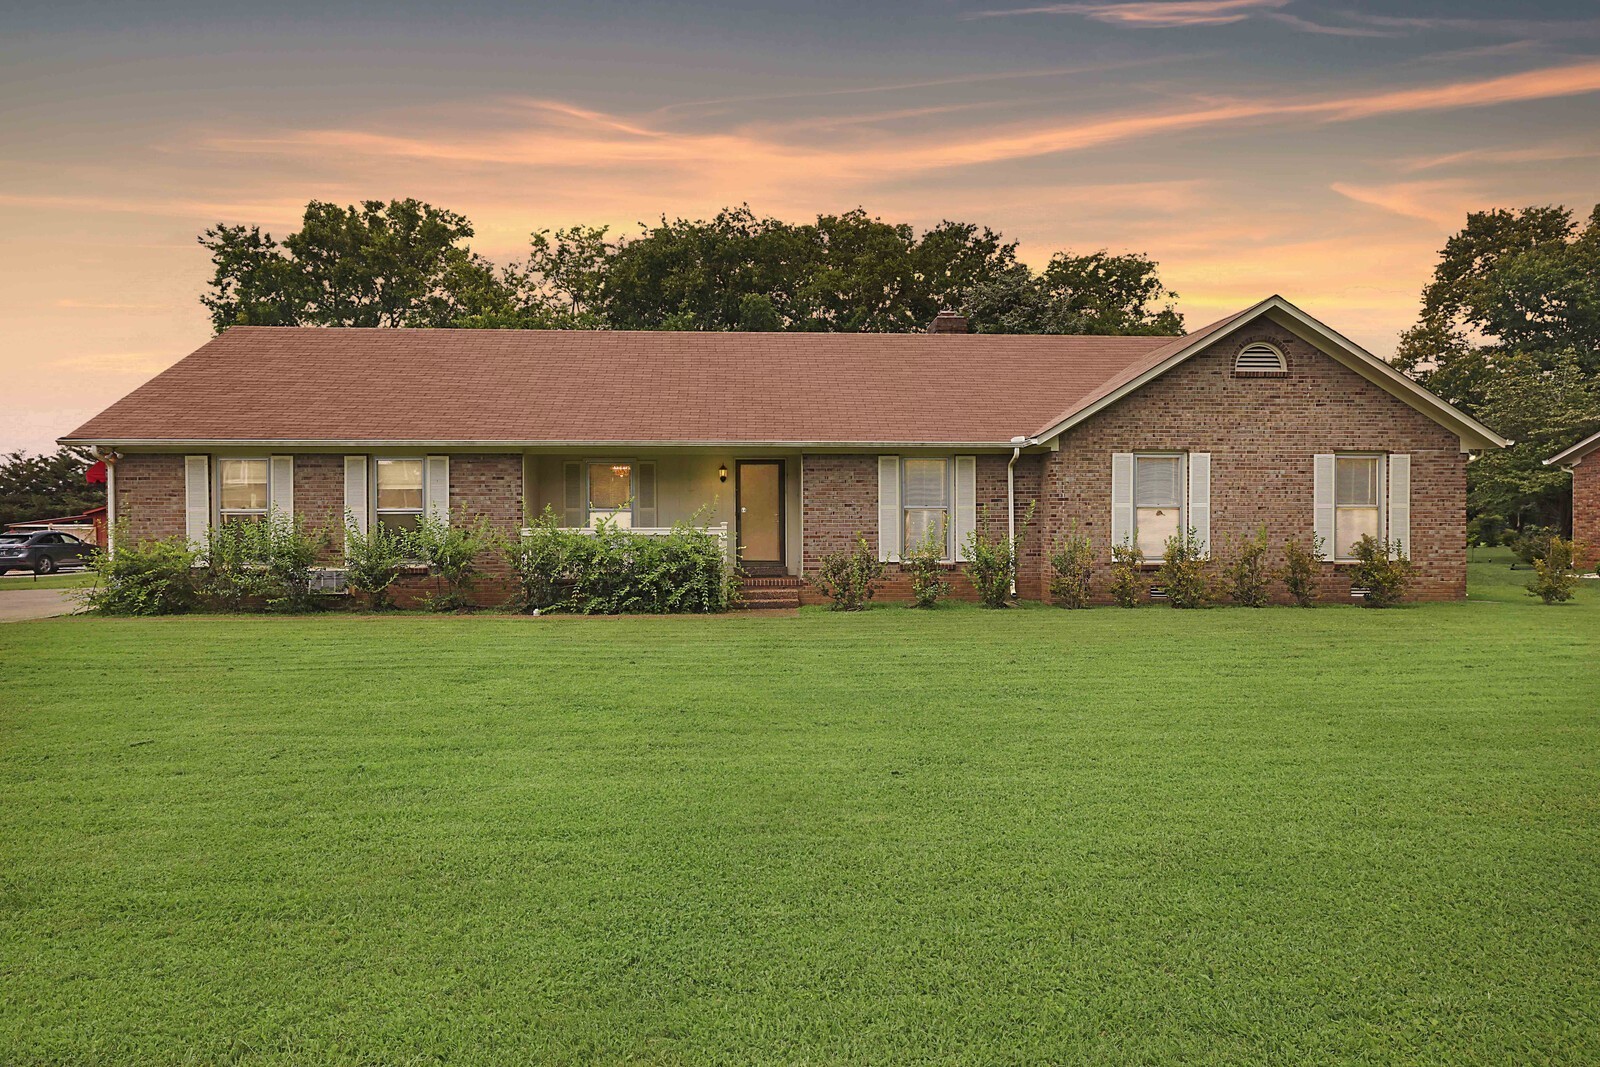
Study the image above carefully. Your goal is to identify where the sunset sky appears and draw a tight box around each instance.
[4,0,1598,454]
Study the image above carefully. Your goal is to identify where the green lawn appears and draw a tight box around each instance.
[2,554,1596,1065]
[0,570,93,591]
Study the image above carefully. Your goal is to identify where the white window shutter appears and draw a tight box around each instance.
[563,462,584,527]
[1388,453,1411,559]
[635,461,657,527]
[877,455,901,563]
[269,455,294,520]
[425,455,450,525]
[344,455,369,537]
[1110,453,1134,550]
[952,455,977,562]
[1188,452,1211,558]
[184,455,210,549]
[1313,453,1335,560]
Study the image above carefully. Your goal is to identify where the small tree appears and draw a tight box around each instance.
[1281,534,1323,607]
[344,513,409,610]
[256,510,328,612]
[1048,526,1094,609]
[1157,527,1212,609]
[961,502,1035,608]
[1528,535,1581,604]
[1109,539,1147,608]
[1222,526,1271,607]
[903,528,950,608]
[409,510,497,611]
[812,534,884,611]
[1351,535,1413,608]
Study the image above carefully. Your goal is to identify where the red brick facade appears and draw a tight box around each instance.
[1574,460,1599,572]
[109,328,1473,607]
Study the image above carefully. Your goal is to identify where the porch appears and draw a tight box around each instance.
[522,452,802,577]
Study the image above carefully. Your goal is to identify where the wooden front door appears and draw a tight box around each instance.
[736,461,784,565]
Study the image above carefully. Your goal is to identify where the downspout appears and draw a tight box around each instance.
[1007,436,1031,596]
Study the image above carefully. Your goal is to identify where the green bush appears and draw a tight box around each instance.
[80,528,198,616]
[1109,540,1147,608]
[1350,535,1414,608]
[904,529,950,608]
[960,502,1034,609]
[1222,526,1271,607]
[507,508,737,614]
[199,511,328,612]
[1048,527,1094,609]
[813,534,885,611]
[1511,525,1556,567]
[344,514,409,610]
[1157,527,1212,609]
[410,510,498,612]
[1281,534,1323,607]
[1528,535,1581,604]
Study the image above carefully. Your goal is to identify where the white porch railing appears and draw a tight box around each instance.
[521,522,730,551]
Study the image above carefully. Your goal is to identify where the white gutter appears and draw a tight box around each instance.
[1007,436,1031,596]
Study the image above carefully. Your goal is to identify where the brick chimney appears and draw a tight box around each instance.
[928,310,968,334]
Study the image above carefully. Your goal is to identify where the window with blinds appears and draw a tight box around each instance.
[1133,454,1182,558]
[218,458,269,523]
[902,457,951,558]
[1334,455,1382,560]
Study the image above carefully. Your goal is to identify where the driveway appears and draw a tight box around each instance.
[0,590,80,622]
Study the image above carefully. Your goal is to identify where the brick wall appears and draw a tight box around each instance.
[1034,322,1467,603]
[1575,460,1600,572]
[112,451,524,607]
[113,453,185,542]
[798,453,1045,604]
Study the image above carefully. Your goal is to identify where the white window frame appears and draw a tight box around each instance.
[586,459,636,526]
[1132,452,1186,562]
[901,456,954,562]
[1332,453,1386,563]
[373,457,426,533]
[216,457,270,524]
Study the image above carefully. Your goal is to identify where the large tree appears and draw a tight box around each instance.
[203,201,1183,337]
[0,448,105,532]
[1396,203,1600,531]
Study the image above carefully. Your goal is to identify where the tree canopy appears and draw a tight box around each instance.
[0,448,105,532]
[1395,203,1600,531]
[201,201,1184,336]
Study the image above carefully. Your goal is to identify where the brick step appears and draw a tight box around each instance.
[738,584,802,609]
[741,576,804,589]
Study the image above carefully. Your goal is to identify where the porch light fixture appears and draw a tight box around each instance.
[718,464,728,483]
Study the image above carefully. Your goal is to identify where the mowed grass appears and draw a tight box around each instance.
[1,554,1596,1065]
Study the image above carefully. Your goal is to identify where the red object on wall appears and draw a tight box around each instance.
[86,460,107,485]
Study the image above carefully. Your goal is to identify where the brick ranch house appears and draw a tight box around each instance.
[1547,428,1600,571]
[63,295,1506,607]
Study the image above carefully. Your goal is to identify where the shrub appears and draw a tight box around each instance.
[508,508,738,614]
[1467,514,1507,549]
[1527,535,1581,604]
[344,513,409,610]
[1511,525,1557,567]
[1222,526,1271,607]
[1109,539,1146,608]
[961,502,1035,609]
[1048,527,1094,609]
[1157,526,1212,608]
[198,511,328,612]
[1350,535,1413,608]
[80,529,198,616]
[904,529,950,608]
[410,510,498,612]
[1281,534,1323,607]
[813,534,885,611]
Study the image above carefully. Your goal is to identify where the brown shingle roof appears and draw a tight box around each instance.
[63,326,1181,446]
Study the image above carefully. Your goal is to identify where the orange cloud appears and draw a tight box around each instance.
[967,0,1287,28]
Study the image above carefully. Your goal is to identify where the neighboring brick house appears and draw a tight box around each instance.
[1547,429,1600,572]
[63,296,1506,606]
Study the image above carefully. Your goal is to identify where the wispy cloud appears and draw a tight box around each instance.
[1329,180,1486,228]
[1263,11,1397,38]
[1398,141,1600,173]
[966,0,1286,27]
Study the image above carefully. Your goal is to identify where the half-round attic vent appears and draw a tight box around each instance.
[1235,342,1286,373]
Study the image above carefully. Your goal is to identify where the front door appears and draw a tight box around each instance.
[736,461,784,566]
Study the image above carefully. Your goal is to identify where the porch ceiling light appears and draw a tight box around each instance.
[719,464,728,483]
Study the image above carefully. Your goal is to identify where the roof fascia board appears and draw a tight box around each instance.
[58,437,1031,451]
[1545,428,1600,467]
